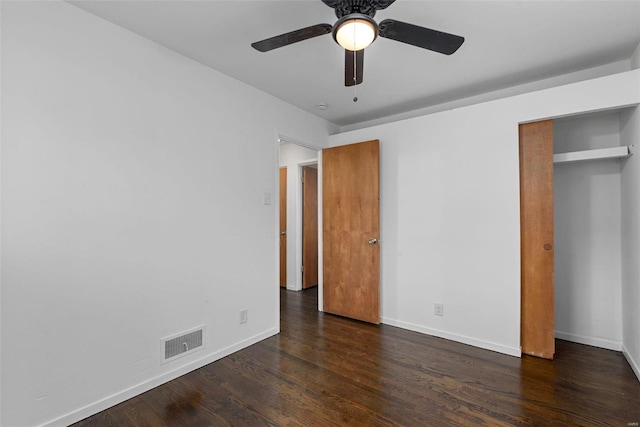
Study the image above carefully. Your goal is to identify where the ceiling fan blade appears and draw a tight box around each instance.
[378,19,464,55]
[345,49,364,87]
[252,24,333,52]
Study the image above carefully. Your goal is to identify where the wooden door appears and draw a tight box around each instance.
[519,120,555,359]
[302,166,319,289]
[323,140,380,324]
[279,167,287,288]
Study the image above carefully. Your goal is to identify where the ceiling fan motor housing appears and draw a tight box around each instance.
[322,0,396,18]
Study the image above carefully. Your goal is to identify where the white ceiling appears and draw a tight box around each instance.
[69,0,640,127]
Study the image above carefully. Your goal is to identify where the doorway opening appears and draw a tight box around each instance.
[301,164,319,289]
[278,137,320,292]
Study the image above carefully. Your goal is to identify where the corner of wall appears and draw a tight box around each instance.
[622,345,640,381]
[631,42,640,70]
[620,104,640,383]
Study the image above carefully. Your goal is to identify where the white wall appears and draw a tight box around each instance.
[553,112,624,350]
[621,105,640,380]
[279,143,318,290]
[328,69,640,357]
[0,2,334,426]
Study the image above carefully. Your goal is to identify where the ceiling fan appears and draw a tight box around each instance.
[251,0,465,87]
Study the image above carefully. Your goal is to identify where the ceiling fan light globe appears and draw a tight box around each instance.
[334,15,378,51]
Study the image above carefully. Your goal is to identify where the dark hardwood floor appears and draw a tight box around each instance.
[74,288,640,426]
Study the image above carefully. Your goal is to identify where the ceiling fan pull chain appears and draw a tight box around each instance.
[353,43,358,102]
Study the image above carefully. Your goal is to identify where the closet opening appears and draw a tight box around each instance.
[553,109,633,352]
[520,106,637,361]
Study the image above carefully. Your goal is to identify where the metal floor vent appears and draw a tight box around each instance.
[161,326,205,364]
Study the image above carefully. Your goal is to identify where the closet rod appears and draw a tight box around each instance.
[553,145,634,164]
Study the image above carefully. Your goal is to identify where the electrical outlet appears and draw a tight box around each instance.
[434,303,444,317]
[239,308,248,324]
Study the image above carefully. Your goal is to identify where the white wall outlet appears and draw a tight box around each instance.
[239,308,248,324]
[263,192,271,205]
[434,303,444,317]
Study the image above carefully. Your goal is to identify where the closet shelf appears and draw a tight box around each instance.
[553,145,634,164]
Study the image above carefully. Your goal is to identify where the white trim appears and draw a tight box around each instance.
[0,4,3,422]
[381,317,521,358]
[298,159,320,167]
[622,344,640,382]
[274,132,282,321]
[38,329,278,427]
[554,330,622,351]
[294,162,303,291]
[278,134,323,151]
[317,151,324,312]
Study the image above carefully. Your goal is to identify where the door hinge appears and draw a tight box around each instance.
[301,265,304,272]
[301,175,304,184]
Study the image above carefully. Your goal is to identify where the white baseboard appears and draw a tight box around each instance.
[380,317,521,358]
[39,328,279,427]
[622,344,640,382]
[554,330,622,351]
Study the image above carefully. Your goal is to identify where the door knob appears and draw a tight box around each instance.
[368,238,378,245]
[281,231,286,236]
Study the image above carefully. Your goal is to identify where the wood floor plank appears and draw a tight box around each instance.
[91,396,167,427]
[73,288,640,427]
